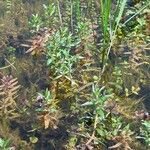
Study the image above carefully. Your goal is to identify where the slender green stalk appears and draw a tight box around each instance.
[106,0,127,59]
[70,0,73,32]
[70,0,81,32]
[123,1,150,25]
[57,0,63,27]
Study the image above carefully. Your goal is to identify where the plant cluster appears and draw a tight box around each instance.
[0,0,150,149]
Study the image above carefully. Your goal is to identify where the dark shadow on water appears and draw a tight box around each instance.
[138,85,150,111]
[10,114,78,150]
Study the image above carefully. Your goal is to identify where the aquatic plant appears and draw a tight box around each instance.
[137,120,150,147]
[0,75,20,120]
[0,137,12,150]
[29,3,57,32]
[36,88,59,129]
[0,0,150,149]
[98,0,127,70]
[46,27,81,79]
[77,84,134,149]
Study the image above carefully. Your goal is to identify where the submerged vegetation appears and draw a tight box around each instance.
[0,0,150,149]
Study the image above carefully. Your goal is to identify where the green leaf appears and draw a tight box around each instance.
[0,138,4,147]
[47,59,52,65]
[96,128,106,137]
[29,136,38,144]
[81,101,93,107]
[97,109,105,119]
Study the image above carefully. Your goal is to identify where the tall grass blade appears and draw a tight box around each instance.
[100,0,111,42]
[100,0,111,68]
[106,0,127,60]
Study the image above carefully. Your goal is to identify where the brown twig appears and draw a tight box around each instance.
[85,114,98,147]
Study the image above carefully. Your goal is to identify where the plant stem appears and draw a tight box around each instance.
[123,2,150,26]
[85,114,98,146]
[57,0,63,27]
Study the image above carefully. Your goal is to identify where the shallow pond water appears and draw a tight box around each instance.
[0,0,150,149]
